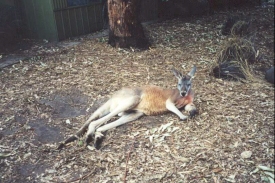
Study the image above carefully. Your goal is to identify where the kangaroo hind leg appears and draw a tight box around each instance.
[94,111,144,149]
[86,96,141,145]
[57,100,112,150]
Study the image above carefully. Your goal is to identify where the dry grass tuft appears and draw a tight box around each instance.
[212,37,259,81]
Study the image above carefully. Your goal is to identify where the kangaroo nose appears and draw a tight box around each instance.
[180,92,186,96]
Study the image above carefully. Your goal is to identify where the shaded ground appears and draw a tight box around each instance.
[0,6,274,183]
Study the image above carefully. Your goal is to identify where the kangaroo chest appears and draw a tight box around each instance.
[174,95,193,109]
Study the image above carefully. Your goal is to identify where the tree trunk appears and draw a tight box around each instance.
[107,0,150,49]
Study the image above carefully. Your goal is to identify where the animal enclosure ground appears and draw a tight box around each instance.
[0,6,274,183]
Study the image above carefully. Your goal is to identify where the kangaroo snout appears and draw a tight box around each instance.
[180,91,187,97]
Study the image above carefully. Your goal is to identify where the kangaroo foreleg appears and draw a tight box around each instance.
[166,100,188,120]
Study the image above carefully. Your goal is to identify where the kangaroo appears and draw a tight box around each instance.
[58,66,197,149]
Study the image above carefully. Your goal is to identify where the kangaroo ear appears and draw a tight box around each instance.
[188,66,197,78]
[171,68,183,80]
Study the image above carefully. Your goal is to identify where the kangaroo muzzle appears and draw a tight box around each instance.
[180,86,191,96]
[180,91,187,97]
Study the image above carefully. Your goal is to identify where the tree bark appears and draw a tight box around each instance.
[107,0,150,49]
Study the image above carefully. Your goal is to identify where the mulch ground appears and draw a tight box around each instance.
[0,5,274,183]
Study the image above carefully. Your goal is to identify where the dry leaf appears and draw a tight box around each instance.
[241,151,252,159]
[212,168,223,173]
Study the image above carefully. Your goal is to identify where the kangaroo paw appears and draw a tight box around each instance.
[180,116,188,121]
[189,109,197,118]
[57,143,65,150]
[85,135,94,146]
[94,132,104,150]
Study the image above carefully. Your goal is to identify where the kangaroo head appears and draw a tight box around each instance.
[172,66,196,97]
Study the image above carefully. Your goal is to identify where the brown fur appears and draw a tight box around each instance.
[134,86,194,115]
